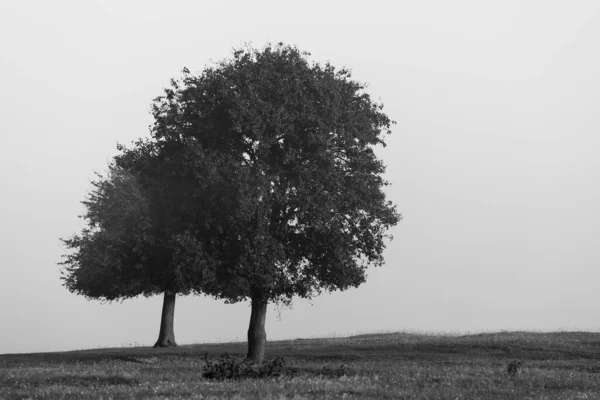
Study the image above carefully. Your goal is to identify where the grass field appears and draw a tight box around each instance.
[1,331,599,399]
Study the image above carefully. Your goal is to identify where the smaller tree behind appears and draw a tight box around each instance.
[60,141,216,347]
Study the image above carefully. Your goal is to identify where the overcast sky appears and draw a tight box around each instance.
[1,0,599,355]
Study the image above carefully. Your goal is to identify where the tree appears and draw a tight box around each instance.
[149,43,401,363]
[60,140,217,347]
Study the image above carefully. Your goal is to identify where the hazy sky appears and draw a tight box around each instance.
[1,0,599,355]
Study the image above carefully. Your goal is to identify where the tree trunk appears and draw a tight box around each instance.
[153,291,178,348]
[246,296,268,364]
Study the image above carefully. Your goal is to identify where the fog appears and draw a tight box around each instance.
[1,0,599,354]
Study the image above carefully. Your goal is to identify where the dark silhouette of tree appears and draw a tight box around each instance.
[148,43,401,363]
[60,140,217,347]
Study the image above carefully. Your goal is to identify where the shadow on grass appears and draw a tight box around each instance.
[43,373,139,387]
[1,373,138,390]
[49,375,140,386]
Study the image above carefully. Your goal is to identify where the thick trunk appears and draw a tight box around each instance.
[246,296,268,364]
[153,291,178,348]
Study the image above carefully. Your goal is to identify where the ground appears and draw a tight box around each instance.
[1,331,599,399]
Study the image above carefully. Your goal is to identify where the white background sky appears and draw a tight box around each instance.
[1,0,599,355]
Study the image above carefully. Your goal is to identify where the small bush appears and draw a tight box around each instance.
[201,353,297,380]
[507,360,524,376]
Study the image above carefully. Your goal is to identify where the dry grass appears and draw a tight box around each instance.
[1,331,599,399]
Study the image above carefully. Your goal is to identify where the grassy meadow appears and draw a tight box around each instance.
[1,331,599,399]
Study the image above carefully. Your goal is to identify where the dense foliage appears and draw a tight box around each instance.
[146,43,400,362]
[150,43,400,304]
[59,140,219,346]
[60,144,214,301]
[60,43,399,360]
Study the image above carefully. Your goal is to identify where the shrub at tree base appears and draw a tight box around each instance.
[201,353,352,380]
[201,354,294,380]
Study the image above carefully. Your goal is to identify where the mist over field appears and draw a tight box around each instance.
[1,1,599,355]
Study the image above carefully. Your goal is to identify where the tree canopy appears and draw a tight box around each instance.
[60,43,399,361]
[148,43,401,362]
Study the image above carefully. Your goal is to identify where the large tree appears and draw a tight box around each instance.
[60,140,218,347]
[150,44,401,363]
